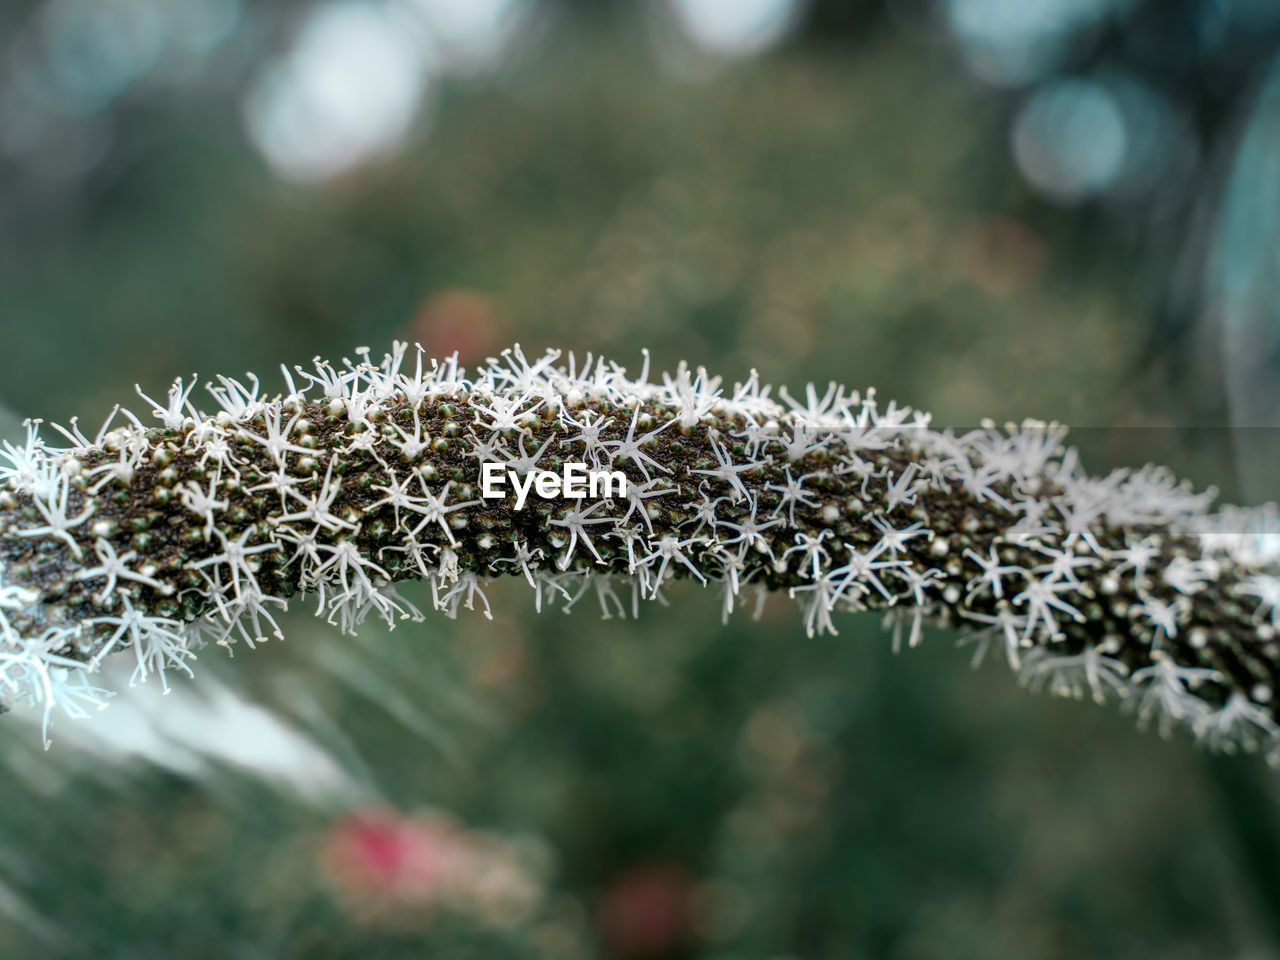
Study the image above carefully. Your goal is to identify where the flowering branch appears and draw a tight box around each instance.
[1,342,1278,755]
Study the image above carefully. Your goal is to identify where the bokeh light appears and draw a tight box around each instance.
[1012,77,1128,202]
[667,0,805,58]
[244,1,434,183]
[944,0,1124,86]
[401,0,528,73]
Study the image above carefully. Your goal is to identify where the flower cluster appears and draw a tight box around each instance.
[1,342,1279,756]
[320,806,547,929]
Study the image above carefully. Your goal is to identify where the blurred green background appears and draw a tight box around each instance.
[2,0,1280,956]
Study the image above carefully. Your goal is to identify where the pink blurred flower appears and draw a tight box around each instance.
[321,807,471,908]
[597,862,695,958]
[407,288,507,363]
[320,806,549,931]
